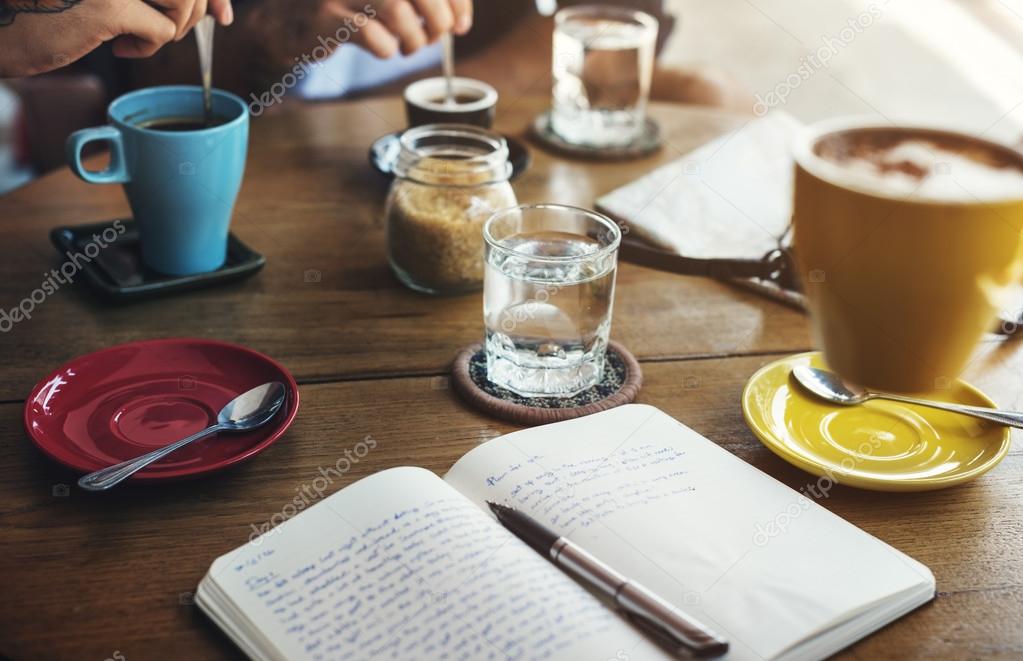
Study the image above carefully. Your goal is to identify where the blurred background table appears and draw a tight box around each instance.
[0,96,1020,660]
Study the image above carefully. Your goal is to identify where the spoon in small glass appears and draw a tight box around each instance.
[791,366,1023,429]
[78,382,287,491]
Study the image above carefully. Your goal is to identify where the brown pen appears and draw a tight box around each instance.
[488,502,729,659]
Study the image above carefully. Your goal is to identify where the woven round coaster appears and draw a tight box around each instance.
[530,110,662,160]
[451,341,642,425]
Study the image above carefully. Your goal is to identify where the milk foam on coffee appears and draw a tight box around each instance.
[814,128,1023,202]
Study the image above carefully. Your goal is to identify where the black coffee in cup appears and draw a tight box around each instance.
[404,77,498,128]
[136,116,228,131]
[428,94,481,105]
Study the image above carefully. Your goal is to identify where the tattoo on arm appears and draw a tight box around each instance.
[0,0,84,27]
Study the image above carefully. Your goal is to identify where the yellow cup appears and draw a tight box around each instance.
[792,119,1023,392]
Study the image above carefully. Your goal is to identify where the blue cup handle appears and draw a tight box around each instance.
[65,126,130,184]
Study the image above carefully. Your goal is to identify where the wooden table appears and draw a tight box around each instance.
[0,96,1020,660]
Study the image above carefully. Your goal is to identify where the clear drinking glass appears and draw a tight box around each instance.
[551,5,658,148]
[483,204,621,397]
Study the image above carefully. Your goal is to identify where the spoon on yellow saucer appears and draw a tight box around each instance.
[792,366,1023,430]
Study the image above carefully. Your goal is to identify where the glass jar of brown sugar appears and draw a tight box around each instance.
[386,124,517,295]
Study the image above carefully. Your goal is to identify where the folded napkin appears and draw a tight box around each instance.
[597,111,803,261]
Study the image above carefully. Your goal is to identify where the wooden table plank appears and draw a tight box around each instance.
[0,97,810,401]
[2,352,1019,660]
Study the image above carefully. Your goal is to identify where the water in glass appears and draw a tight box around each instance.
[551,7,657,148]
[485,226,618,397]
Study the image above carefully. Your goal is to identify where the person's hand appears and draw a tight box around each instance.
[362,0,472,56]
[121,0,234,47]
[243,0,472,70]
[0,0,234,77]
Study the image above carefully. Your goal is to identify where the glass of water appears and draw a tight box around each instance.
[551,5,658,148]
[483,204,621,397]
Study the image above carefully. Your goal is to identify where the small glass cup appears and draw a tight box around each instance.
[551,5,658,148]
[483,204,621,397]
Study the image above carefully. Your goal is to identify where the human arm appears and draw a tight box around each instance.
[232,0,471,84]
[0,0,233,77]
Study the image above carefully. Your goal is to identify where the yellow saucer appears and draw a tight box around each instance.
[742,352,1011,492]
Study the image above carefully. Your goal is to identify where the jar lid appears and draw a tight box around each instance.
[395,124,512,186]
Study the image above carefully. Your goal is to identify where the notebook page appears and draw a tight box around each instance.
[205,466,665,661]
[444,405,934,661]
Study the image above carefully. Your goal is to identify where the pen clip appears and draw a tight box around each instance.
[623,609,728,659]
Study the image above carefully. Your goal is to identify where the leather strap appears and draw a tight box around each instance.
[619,237,801,292]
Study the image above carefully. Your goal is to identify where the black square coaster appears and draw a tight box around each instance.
[50,219,265,302]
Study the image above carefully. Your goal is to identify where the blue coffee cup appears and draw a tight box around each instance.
[66,85,249,276]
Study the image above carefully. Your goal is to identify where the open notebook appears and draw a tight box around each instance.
[197,405,934,660]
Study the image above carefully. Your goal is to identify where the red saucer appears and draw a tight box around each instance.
[24,339,299,482]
